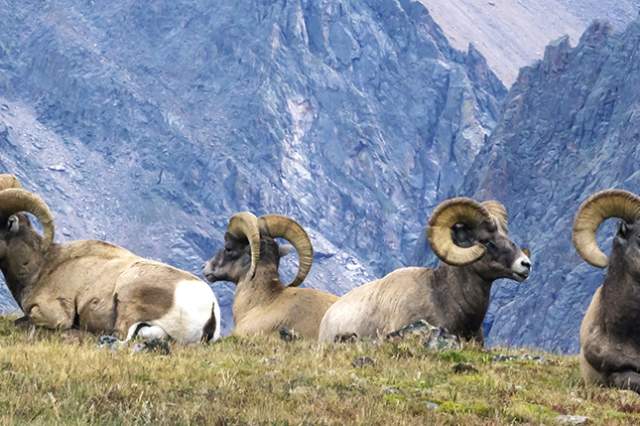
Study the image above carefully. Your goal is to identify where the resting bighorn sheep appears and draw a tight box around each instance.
[0,174,220,343]
[574,189,640,393]
[318,197,531,344]
[203,212,337,339]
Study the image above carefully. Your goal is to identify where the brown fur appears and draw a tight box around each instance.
[318,208,530,343]
[204,232,338,339]
[1,215,213,342]
[579,221,640,393]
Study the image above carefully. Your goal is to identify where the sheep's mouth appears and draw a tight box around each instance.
[512,271,529,282]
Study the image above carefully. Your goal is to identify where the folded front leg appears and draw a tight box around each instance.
[610,371,640,394]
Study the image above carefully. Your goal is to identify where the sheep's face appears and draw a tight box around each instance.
[612,220,640,280]
[452,219,531,282]
[0,214,45,284]
[203,232,290,284]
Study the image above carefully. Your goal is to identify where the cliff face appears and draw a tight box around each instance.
[419,0,639,85]
[0,1,505,330]
[463,19,640,352]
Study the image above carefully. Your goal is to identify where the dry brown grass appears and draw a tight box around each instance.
[0,317,638,425]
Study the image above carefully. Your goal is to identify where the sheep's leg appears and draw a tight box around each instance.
[122,322,169,343]
[471,328,485,347]
[14,316,32,329]
[610,371,640,394]
[583,339,640,375]
[136,325,169,342]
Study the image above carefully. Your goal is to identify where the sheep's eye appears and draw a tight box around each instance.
[484,241,496,250]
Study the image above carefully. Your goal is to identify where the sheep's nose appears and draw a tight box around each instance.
[202,262,208,271]
[520,260,531,270]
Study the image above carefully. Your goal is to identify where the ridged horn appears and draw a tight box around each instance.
[0,174,22,191]
[573,189,640,268]
[427,197,492,266]
[0,188,55,250]
[227,212,261,280]
[259,214,313,287]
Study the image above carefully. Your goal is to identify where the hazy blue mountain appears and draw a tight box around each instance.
[462,19,640,353]
[419,0,639,85]
[0,0,505,332]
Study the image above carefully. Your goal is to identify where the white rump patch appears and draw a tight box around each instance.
[151,280,218,344]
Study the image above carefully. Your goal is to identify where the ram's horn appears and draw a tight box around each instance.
[573,189,640,268]
[428,197,492,266]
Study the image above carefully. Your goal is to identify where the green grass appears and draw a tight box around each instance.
[0,317,639,425]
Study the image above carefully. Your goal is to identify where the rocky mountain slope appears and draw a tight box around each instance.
[0,0,505,331]
[420,0,639,85]
[463,19,640,352]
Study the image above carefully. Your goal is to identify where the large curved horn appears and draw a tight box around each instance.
[0,188,55,250]
[0,174,22,191]
[227,212,261,280]
[259,214,313,287]
[427,197,492,266]
[573,189,640,268]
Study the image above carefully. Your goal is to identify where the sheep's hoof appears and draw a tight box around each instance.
[386,319,461,350]
[13,316,32,329]
[334,333,358,343]
[132,339,171,355]
[279,327,300,342]
[98,335,124,351]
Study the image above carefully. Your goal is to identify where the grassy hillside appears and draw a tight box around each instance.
[0,317,638,425]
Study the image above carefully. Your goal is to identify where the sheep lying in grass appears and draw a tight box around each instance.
[0,174,220,344]
[203,212,337,339]
[319,197,531,344]
[573,189,640,393]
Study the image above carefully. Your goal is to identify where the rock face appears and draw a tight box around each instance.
[463,19,640,352]
[419,0,639,85]
[0,1,505,331]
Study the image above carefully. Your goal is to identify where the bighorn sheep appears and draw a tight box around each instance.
[573,189,640,393]
[318,198,531,344]
[0,174,220,344]
[203,212,337,339]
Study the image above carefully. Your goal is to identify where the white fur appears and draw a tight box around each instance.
[511,253,532,276]
[138,325,169,341]
[151,279,219,344]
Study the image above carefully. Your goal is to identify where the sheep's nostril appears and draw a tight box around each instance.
[521,260,531,270]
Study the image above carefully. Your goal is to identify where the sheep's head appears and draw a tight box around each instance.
[0,175,55,288]
[428,198,531,282]
[573,189,640,279]
[203,212,313,287]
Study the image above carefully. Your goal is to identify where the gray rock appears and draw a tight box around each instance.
[387,319,462,350]
[556,415,589,425]
[492,354,545,363]
[382,386,401,395]
[425,401,439,410]
[352,356,375,368]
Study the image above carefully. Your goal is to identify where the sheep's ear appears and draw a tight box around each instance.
[618,220,631,239]
[451,223,475,248]
[278,244,294,258]
[7,215,19,234]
